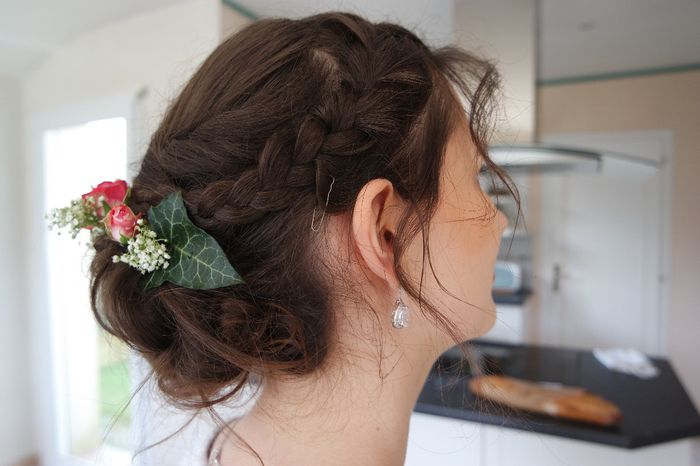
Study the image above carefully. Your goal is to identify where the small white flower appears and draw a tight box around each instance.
[112,222,171,275]
[46,197,102,241]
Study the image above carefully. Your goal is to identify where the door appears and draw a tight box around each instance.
[532,131,671,355]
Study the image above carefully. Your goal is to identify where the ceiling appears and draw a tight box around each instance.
[0,0,193,78]
[537,0,700,82]
[1,0,699,81]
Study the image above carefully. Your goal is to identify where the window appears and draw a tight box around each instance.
[43,117,134,465]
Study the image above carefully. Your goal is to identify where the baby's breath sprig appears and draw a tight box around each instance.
[112,218,171,275]
[45,195,104,240]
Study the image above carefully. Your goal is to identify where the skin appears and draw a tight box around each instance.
[214,115,509,465]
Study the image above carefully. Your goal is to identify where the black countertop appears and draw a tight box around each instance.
[492,288,532,305]
[414,339,700,449]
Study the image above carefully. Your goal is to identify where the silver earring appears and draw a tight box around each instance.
[391,286,409,329]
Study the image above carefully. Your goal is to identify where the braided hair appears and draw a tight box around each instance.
[88,10,519,463]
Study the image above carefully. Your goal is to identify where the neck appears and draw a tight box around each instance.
[223,313,443,465]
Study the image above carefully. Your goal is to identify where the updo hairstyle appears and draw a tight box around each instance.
[88,11,520,456]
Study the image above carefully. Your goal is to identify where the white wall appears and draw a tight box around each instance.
[22,0,223,149]
[0,74,34,466]
[18,0,249,463]
[453,0,536,144]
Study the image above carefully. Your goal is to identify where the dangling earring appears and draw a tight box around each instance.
[391,286,409,329]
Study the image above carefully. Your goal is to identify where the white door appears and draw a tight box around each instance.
[29,93,142,466]
[532,131,671,356]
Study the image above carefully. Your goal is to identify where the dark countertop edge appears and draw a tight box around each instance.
[413,401,700,449]
[493,288,533,305]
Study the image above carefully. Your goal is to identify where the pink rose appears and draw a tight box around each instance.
[104,204,142,243]
[82,179,128,218]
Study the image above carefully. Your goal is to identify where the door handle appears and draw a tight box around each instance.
[552,263,561,292]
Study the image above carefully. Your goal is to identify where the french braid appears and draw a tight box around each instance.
[88,13,519,463]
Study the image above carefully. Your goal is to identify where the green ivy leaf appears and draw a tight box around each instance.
[139,190,245,291]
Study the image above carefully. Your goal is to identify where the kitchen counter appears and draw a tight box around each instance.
[492,287,532,305]
[414,340,700,449]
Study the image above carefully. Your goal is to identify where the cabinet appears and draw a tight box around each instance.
[405,412,484,466]
[405,412,695,466]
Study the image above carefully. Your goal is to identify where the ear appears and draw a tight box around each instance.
[351,178,402,290]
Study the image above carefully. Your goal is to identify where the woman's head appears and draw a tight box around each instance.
[89,11,519,413]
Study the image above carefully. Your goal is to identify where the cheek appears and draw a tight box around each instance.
[427,192,500,291]
[398,214,500,342]
[435,224,497,296]
[425,187,501,324]
[425,224,498,340]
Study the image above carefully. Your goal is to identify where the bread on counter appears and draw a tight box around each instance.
[468,374,623,426]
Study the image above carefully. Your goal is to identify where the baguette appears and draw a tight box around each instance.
[468,375,623,426]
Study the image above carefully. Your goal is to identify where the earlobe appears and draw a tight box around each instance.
[351,179,400,290]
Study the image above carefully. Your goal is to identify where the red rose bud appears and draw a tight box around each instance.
[82,179,129,218]
[105,204,142,243]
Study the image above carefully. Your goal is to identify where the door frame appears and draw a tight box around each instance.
[25,90,144,466]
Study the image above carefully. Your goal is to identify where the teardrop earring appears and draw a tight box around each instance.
[391,286,409,329]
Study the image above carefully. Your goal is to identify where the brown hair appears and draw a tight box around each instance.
[89,10,520,464]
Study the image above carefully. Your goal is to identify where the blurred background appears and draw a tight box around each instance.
[0,0,698,465]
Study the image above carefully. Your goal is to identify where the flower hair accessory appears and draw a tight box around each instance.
[45,179,245,292]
